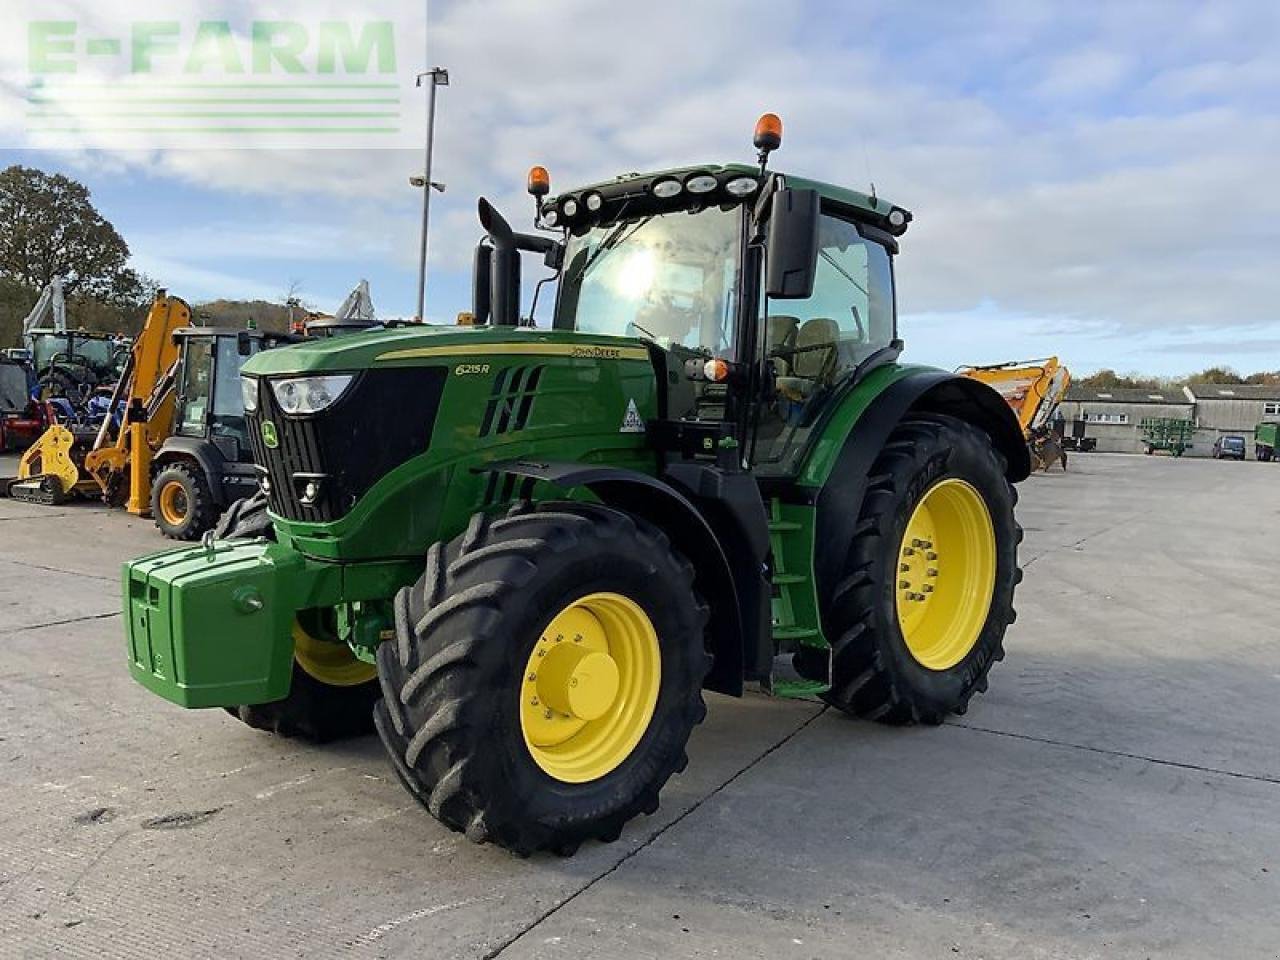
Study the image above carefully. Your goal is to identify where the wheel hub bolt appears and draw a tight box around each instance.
[899,580,910,590]
[926,551,938,561]
[927,568,939,577]
[899,563,911,573]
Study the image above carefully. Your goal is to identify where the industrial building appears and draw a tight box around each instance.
[1061,383,1280,457]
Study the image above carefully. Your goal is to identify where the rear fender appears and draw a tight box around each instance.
[485,460,751,696]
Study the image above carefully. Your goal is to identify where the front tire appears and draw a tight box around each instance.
[151,462,214,540]
[374,502,709,856]
[229,612,380,742]
[800,414,1020,724]
[217,502,380,743]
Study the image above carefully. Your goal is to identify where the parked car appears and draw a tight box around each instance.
[1212,435,1247,461]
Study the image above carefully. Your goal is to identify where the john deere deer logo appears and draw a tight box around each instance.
[261,420,279,449]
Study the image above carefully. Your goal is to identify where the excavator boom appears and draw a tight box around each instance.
[959,357,1071,437]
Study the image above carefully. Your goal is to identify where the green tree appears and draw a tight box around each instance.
[1185,366,1246,384]
[0,165,133,298]
[1077,368,1162,390]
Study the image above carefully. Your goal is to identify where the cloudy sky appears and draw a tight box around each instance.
[2,0,1279,376]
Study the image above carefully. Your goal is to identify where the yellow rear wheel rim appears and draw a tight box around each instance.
[896,478,997,671]
[293,619,377,687]
[520,592,661,784]
[157,481,188,527]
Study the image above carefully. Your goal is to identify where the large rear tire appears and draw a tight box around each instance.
[798,413,1020,724]
[374,502,709,856]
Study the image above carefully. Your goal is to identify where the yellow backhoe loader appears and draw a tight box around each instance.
[959,357,1071,436]
[959,357,1072,471]
[5,292,191,508]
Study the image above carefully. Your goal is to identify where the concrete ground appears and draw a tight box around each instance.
[0,451,1277,959]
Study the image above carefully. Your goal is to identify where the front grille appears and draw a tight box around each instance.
[247,367,446,522]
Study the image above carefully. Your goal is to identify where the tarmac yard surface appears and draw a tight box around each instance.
[1,452,1277,959]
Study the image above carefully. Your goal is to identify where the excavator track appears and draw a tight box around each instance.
[4,474,68,505]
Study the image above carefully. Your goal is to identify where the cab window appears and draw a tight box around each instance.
[175,338,213,437]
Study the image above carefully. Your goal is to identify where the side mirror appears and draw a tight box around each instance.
[765,188,819,300]
[236,330,252,356]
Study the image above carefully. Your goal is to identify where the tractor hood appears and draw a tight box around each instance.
[241,325,651,377]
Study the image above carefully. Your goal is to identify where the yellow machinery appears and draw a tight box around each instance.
[7,292,191,509]
[959,357,1071,438]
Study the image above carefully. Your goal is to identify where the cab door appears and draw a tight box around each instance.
[752,208,898,478]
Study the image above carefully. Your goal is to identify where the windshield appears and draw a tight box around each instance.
[29,333,117,372]
[554,206,743,357]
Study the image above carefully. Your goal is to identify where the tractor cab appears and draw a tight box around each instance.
[549,170,901,476]
[149,328,298,539]
[171,329,271,460]
[478,115,912,481]
[27,330,129,401]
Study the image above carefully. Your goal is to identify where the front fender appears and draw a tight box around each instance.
[486,460,751,696]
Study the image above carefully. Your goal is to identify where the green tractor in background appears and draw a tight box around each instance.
[124,116,1028,856]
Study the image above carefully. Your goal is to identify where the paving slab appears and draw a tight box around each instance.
[0,451,1277,959]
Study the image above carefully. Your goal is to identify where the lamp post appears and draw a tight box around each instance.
[413,66,449,322]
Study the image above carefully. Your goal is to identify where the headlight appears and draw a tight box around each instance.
[725,176,758,196]
[241,376,259,414]
[562,197,579,217]
[652,178,682,199]
[542,205,560,227]
[270,374,355,415]
[685,173,717,194]
[584,191,603,212]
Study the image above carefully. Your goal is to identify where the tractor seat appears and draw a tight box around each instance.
[776,317,839,401]
[765,315,799,374]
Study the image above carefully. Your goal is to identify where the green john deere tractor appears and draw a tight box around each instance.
[123,116,1028,855]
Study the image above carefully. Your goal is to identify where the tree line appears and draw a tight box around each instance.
[1078,367,1280,389]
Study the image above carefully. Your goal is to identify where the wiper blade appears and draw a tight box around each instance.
[569,215,655,285]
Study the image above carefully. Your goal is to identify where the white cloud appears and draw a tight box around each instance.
[1033,49,1132,98]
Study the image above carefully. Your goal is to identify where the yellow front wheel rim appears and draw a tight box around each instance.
[293,619,377,687]
[896,478,997,671]
[157,481,189,527]
[520,592,661,784]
